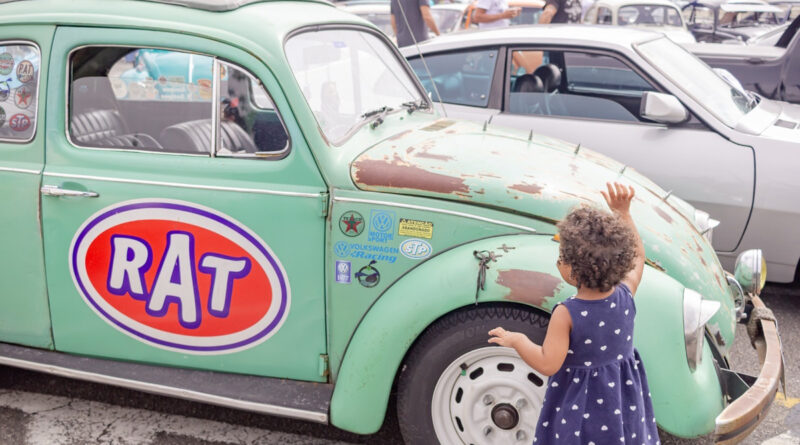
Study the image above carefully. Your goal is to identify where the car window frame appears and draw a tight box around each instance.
[65,44,292,160]
[0,40,42,145]
[502,45,672,125]
[406,45,506,110]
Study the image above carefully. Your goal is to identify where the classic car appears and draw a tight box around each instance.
[583,0,697,43]
[403,25,800,285]
[682,0,783,42]
[0,0,782,444]
[338,0,395,39]
[687,14,800,103]
[768,0,800,22]
[431,0,546,33]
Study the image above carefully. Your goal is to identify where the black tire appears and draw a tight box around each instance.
[397,304,550,445]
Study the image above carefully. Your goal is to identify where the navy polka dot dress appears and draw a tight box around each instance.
[533,283,660,445]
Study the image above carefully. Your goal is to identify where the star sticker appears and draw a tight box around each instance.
[341,215,362,233]
[16,88,30,106]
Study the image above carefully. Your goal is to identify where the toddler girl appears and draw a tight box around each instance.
[488,182,660,445]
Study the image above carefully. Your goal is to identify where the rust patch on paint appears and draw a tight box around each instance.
[353,157,469,194]
[510,182,544,195]
[480,173,501,179]
[497,269,562,307]
[653,206,673,224]
[474,188,486,195]
[693,239,704,253]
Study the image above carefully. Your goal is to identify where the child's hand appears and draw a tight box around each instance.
[488,327,527,349]
[601,182,635,216]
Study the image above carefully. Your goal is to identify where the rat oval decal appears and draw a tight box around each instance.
[69,200,290,354]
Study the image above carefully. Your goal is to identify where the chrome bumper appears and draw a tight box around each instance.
[713,295,784,444]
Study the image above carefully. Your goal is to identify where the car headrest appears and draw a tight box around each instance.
[533,64,562,93]
[513,74,544,93]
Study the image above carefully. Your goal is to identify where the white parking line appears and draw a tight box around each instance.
[0,390,356,445]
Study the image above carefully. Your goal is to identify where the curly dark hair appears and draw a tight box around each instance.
[557,206,637,292]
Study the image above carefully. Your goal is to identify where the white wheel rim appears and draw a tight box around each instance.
[431,346,547,444]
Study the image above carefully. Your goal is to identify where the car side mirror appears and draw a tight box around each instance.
[640,91,689,124]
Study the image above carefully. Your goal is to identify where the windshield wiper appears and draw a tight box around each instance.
[401,99,429,115]
[361,106,393,129]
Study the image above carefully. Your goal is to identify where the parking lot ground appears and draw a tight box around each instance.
[0,284,797,445]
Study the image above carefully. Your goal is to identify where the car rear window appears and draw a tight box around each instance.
[0,43,40,142]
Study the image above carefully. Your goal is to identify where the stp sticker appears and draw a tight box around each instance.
[8,113,30,132]
[69,200,291,354]
[399,239,433,260]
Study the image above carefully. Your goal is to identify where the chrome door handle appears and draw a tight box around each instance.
[40,184,99,198]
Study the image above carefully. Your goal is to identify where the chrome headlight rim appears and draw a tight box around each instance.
[725,272,746,321]
[734,249,766,296]
[683,288,721,372]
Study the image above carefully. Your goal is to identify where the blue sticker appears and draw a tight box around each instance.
[368,210,396,244]
[334,241,398,263]
[335,260,351,284]
[400,239,433,260]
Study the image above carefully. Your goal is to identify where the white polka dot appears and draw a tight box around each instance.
[542,421,549,427]
[626,380,633,385]
[617,354,623,360]
[599,321,605,327]
[567,368,571,372]
[585,338,592,344]
[614,329,621,335]
[614,409,621,415]
[556,407,560,411]
[575,431,580,437]
[584,413,590,419]
[568,349,574,354]
[632,433,637,438]
[630,405,637,411]
[581,311,588,317]
[572,404,579,410]
[625,309,629,315]
[601,425,608,431]
[573,378,580,384]
[556,433,560,439]
[585,361,592,366]
[562,418,567,424]
[593,371,599,377]
[597,398,604,404]
[608,382,615,388]
[627,335,632,341]
[552,382,559,387]
[610,302,616,308]
[600,345,607,351]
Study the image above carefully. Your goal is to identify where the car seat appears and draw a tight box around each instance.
[159,119,257,154]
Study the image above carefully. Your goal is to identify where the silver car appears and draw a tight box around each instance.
[402,25,800,281]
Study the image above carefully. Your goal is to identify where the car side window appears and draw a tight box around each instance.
[0,43,40,142]
[70,47,213,154]
[598,7,613,24]
[217,61,289,156]
[408,49,498,107]
[507,50,657,123]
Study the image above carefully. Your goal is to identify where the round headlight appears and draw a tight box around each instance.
[734,249,766,296]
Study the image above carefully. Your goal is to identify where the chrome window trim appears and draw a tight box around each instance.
[332,194,537,233]
[0,166,40,174]
[0,354,328,423]
[0,40,42,144]
[43,171,321,199]
[216,60,291,158]
[65,44,217,155]
[211,57,220,158]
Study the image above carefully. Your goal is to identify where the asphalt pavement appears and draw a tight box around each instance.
[0,284,798,445]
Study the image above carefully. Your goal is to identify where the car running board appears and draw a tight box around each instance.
[0,342,332,423]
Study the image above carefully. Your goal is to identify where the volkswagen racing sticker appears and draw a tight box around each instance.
[69,200,291,354]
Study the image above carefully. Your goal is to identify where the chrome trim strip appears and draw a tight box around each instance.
[43,171,321,198]
[0,354,328,423]
[0,166,41,174]
[211,58,220,158]
[333,195,537,233]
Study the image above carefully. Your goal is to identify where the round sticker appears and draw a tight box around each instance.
[8,113,30,132]
[355,260,380,288]
[339,211,365,237]
[16,60,34,83]
[0,106,7,127]
[0,53,13,75]
[14,85,32,109]
[69,200,291,354]
[0,79,11,102]
[400,238,433,260]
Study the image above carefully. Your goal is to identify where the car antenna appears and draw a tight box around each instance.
[395,0,448,118]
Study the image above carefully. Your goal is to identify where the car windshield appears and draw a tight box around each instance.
[636,37,757,127]
[286,29,425,144]
[720,10,780,27]
[431,8,463,31]
[619,5,684,27]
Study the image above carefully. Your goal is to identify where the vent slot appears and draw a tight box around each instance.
[774,119,798,130]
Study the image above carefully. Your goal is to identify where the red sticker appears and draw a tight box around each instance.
[70,200,291,353]
[9,113,30,131]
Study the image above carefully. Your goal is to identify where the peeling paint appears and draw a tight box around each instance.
[510,182,544,195]
[653,206,673,224]
[415,151,455,162]
[497,269,562,307]
[388,129,412,141]
[353,157,470,194]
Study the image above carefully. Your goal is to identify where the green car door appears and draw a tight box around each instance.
[40,27,329,381]
[0,25,55,349]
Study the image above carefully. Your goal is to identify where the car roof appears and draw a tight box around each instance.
[593,0,681,8]
[401,23,659,55]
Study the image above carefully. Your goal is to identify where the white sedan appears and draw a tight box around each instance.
[583,0,697,43]
[402,25,800,282]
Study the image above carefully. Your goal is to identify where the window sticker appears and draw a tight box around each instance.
[0,44,39,141]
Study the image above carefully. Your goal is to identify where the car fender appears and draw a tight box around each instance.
[329,234,724,436]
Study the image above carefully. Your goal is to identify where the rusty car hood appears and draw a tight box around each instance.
[351,119,736,347]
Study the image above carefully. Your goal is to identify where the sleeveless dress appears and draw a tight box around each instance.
[533,283,660,445]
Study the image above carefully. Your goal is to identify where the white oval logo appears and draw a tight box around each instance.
[69,199,291,354]
[400,238,433,260]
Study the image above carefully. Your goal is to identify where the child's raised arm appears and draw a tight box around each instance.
[487,304,572,376]
[602,182,645,295]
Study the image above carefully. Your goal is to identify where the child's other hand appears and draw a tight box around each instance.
[601,182,635,216]
[488,327,526,348]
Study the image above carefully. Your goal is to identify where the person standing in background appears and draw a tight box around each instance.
[538,0,582,23]
[473,0,521,29]
[390,0,441,47]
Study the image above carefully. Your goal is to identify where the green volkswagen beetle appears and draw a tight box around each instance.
[0,0,782,443]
